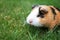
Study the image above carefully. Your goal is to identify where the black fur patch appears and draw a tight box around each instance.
[54,7,60,11]
[37,7,44,18]
[50,7,56,20]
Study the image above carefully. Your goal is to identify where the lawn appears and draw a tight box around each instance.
[0,0,60,40]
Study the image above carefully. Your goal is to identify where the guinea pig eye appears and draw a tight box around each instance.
[37,13,44,18]
[37,10,44,18]
[37,14,44,18]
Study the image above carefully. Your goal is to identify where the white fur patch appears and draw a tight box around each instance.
[26,7,43,27]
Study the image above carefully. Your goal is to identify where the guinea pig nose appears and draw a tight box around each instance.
[29,19,33,23]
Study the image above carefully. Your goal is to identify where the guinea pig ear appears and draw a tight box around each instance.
[32,5,39,9]
[39,8,48,14]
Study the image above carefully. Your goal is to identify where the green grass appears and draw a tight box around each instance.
[0,0,60,40]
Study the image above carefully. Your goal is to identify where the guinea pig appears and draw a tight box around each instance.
[26,5,60,30]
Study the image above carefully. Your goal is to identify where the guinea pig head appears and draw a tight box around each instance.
[26,5,54,27]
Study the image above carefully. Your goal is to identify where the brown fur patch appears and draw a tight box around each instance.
[39,5,60,30]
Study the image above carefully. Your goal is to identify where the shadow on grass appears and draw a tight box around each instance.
[23,22,60,40]
[28,25,60,33]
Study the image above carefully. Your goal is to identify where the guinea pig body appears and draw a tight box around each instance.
[26,5,60,30]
